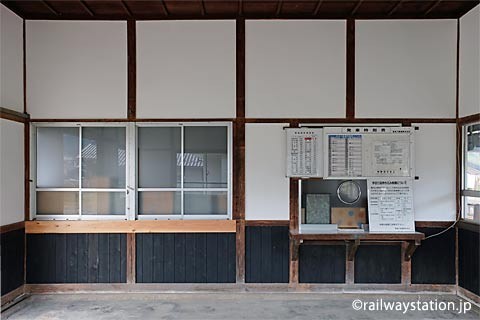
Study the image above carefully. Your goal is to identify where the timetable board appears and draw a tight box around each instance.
[286,128,323,177]
[323,127,414,179]
[367,178,415,233]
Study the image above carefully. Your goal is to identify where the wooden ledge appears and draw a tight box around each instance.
[25,220,237,234]
[290,231,425,242]
[0,221,25,234]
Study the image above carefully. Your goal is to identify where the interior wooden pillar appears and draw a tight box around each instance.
[346,19,355,119]
[127,20,136,120]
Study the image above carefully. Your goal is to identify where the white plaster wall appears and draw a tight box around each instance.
[26,21,127,118]
[136,21,236,118]
[413,123,456,221]
[0,119,24,225]
[1,5,24,112]
[356,20,457,118]
[245,20,346,118]
[459,6,480,117]
[245,123,290,220]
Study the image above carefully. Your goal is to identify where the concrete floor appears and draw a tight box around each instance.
[2,293,479,320]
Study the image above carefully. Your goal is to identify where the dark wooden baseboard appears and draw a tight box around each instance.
[1,285,25,309]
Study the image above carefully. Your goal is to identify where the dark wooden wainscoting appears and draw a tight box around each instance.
[245,226,289,283]
[299,245,346,283]
[1,228,25,295]
[136,233,236,283]
[411,227,455,284]
[27,234,127,283]
[354,245,401,284]
[459,226,480,296]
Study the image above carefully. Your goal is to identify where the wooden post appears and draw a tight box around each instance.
[126,233,136,284]
[346,19,355,119]
[127,20,136,120]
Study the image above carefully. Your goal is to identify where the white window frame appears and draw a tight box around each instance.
[31,122,134,221]
[461,121,480,224]
[135,122,233,220]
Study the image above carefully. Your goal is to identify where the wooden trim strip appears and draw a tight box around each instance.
[245,220,290,226]
[25,220,237,234]
[245,118,457,124]
[457,220,480,233]
[126,233,136,284]
[1,285,26,308]
[0,221,25,234]
[415,221,456,228]
[23,283,456,294]
[0,107,29,123]
[346,19,355,119]
[457,286,480,304]
[127,20,136,120]
[24,123,30,222]
[458,113,480,125]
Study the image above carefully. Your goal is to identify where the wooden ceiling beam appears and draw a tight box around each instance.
[42,1,60,16]
[160,0,170,16]
[313,0,324,15]
[424,0,442,16]
[200,0,206,16]
[238,0,243,16]
[120,1,133,17]
[387,0,404,16]
[79,1,94,16]
[350,0,363,16]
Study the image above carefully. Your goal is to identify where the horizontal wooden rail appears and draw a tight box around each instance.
[0,221,25,233]
[26,220,237,234]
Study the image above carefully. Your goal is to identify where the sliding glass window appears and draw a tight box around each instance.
[462,122,480,224]
[137,123,231,219]
[34,124,129,220]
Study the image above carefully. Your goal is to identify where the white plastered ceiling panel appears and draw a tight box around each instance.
[245,123,290,220]
[459,6,480,118]
[136,21,236,118]
[0,119,24,226]
[356,20,457,118]
[245,20,346,118]
[26,21,127,118]
[413,123,456,221]
[1,6,24,112]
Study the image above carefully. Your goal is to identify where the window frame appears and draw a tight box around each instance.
[461,121,480,224]
[31,122,134,221]
[135,122,233,220]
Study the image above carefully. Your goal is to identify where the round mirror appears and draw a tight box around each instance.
[337,180,361,205]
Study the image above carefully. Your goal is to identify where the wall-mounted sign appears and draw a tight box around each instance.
[286,128,323,177]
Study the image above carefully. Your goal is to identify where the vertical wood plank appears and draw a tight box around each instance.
[98,233,109,283]
[135,234,143,283]
[55,234,67,283]
[194,233,207,283]
[236,18,245,119]
[77,234,88,283]
[206,233,218,283]
[127,20,136,120]
[346,19,355,119]
[153,234,165,283]
[142,233,153,283]
[126,233,136,284]
[227,233,237,283]
[66,234,78,283]
[174,233,186,283]
[235,220,245,283]
[87,234,99,283]
[261,227,272,283]
[120,233,127,283]
[185,233,196,283]
[164,234,175,282]
[217,233,229,282]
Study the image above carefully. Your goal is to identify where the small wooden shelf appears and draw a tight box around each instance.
[290,231,425,262]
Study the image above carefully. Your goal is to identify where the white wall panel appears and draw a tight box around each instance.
[26,21,127,118]
[0,119,24,225]
[245,123,290,220]
[459,6,480,117]
[1,6,23,112]
[413,123,456,221]
[137,21,236,118]
[356,20,457,118]
[246,20,346,118]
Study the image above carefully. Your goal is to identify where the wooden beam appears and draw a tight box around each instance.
[42,1,60,16]
[79,1,94,16]
[0,221,25,234]
[127,20,136,120]
[25,220,237,234]
[120,1,133,17]
[313,0,324,15]
[236,220,245,283]
[0,107,29,123]
[245,220,290,226]
[200,0,206,16]
[238,0,243,16]
[424,0,442,16]
[126,233,136,284]
[346,19,355,119]
[276,0,283,16]
[350,0,363,16]
[458,113,480,125]
[388,0,403,16]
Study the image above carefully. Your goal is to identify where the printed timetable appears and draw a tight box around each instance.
[328,134,363,177]
[286,128,323,177]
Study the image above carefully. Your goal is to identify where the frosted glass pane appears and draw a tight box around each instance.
[184,126,228,188]
[138,127,181,188]
[37,127,79,188]
[82,192,125,215]
[184,191,227,215]
[138,191,181,215]
[37,191,79,215]
[82,127,126,188]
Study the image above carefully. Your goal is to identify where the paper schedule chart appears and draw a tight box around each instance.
[328,134,363,177]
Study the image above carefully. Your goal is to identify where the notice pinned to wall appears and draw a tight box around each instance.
[367,178,415,233]
[286,128,323,177]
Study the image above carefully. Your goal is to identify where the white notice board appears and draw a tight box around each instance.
[367,178,415,233]
[286,128,323,177]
